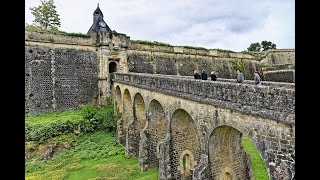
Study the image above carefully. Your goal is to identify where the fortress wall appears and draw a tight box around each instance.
[25,30,95,46]
[128,43,295,82]
[259,49,295,83]
[25,41,99,115]
[127,50,262,80]
[260,49,295,65]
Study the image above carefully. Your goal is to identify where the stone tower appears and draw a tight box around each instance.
[88,4,130,105]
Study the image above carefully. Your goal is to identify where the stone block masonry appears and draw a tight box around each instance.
[113,77,295,180]
[25,43,98,115]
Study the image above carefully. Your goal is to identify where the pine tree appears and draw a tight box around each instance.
[30,0,61,30]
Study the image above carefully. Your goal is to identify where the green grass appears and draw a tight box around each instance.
[25,102,121,143]
[26,109,84,125]
[181,45,207,50]
[130,40,173,47]
[25,105,267,180]
[25,131,159,180]
[26,25,91,38]
[242,135,269,180]
[210,48,235,53]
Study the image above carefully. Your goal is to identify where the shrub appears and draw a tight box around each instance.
[26,101,121,143]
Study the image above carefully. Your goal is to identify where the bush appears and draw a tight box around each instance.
[26,101,121,143]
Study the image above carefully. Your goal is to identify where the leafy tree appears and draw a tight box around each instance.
[261,40,277,51]
[30,0,61,30]
[247,42,261,52]
[246,41,277,52]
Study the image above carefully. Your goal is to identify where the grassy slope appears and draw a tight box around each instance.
[242,135,269,180]
[25,131,158,180]
[25,109,268,180]
[26,109,83,125]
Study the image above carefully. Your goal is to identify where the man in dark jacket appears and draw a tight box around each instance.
[236,70,244,83]
[201,70,208,80]
[210,71,217,81]
[194,70,201,79]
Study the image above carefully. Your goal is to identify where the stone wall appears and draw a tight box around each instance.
[127,50,262,80]
[169,109,201,180]
[127,43,295,82]
[113,73,295,124]
[25,31,94,46]
[113,81,295,180]
[25,43,98,115]
[260,49,295,83]
[209,126,253,179]
[260,49,295,65]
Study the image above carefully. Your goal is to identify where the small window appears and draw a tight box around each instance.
[109,62,117,73]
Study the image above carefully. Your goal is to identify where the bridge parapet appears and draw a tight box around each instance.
[147,74,295,88]
[113,73,294,124]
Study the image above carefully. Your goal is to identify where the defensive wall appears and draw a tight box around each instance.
[25,29,295,114]
[112,72,295,180]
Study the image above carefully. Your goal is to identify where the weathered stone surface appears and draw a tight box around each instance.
[113,74,295,180]
[25,44,98,115]
[113,73,294,124]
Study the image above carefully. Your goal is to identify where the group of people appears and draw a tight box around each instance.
[194,69,261,85]
[194,70,217,81]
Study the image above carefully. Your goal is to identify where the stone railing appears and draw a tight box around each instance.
[113,73,295,124]
[145,74,295,89]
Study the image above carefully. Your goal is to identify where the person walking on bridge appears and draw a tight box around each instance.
[236,69,244,84]
[254,71,262,85]
[201,70,208,80]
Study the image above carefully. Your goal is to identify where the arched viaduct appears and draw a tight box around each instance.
[112,73,295,180]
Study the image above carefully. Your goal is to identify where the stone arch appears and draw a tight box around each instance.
[114,86,122,113]
[170,109,201,179]
[179,150,196,176]
[117,88,133,145]
[208,125,253,180]
[219,166,236,180]
[145,99,167,168]
[128,93,146,156]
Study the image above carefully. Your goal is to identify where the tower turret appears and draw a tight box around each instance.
[88,3,112,34]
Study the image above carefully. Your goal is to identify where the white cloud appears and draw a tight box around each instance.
[25,0,294,52]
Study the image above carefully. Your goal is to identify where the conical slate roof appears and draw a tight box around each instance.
[93,4,103,16]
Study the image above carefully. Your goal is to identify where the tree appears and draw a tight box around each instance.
[246,41,277,52]
[247,42,261,52]
[30,0,61,30]
[261,41,276,51]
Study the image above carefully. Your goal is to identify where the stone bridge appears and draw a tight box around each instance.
[112,72,295,180]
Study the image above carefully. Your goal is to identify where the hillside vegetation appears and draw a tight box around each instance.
[25,100,268,179]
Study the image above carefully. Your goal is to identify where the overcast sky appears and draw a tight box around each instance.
[25,0,294,52]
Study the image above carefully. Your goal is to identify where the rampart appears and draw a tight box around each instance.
[25,30,295,114]
[25,38,98,115]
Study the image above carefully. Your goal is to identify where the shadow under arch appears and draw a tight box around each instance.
[169,109,201,180]
[208,125,268,180]
[114,85,122,113]
[117,88,132,145]
[127,93,146,156]
[144,99,167,169]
